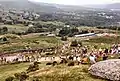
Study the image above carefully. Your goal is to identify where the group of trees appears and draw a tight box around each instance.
[97,26,120,30]
[59,27,79,37]
[39,12,120,27]
[2,10,120,36]
[70,40,82,47]
[59,27,90,37]
[26,23,61,34]
[65,18,112,27]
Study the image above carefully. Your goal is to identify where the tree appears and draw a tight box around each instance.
[69,27,79,37]
[26,62,39,73]
[5,76,14,81]
[59,27,79,37]
[61,36,67,41]
[27,27,35,33]
[59,27,70,36]
[91,30,94,33]
[14,72,29,81]
[35,23,43,28]
[70,40,78,47]
[0,28,2,34]
[2,26,8,34]
[0,17,2,22]
[71,27,79,33]
[3,37,7,41]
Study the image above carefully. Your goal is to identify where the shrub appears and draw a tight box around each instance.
[32,77,40,81]
[14,73,21,79]
[61,36,67,41]
[94,45,98,49]
[52,61,58,66]
[34,62,41,65]
[3,37,7,41]
[46,62,53,65]
[3,34,21,39]
[27,62,39,73]
[60,58,68,64]
[5,76,14,81]
[70,40,78,47]
[2,26,8,34]
[19,72,29,81]
[78,41,82,47]
[82,67,88,73]
[69,56,73,60]
[68,61,75,66]
[53,61,57,64]
[45,52,54,55]
[14,72,29,81]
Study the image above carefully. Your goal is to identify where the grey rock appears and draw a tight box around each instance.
[89,59,120,81]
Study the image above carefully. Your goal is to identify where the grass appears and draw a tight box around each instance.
[29,64,107,81]
[78,26,116,33]
[38,21,65,26]
[0,62,107,81]
[0,63,30,81]
[0,26,119,81]
[0,35,61,53]
[0,35,118,81]
[83,36,120,44]
[1,24,29,33]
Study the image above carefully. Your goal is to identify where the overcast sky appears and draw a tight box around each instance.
[29,0,120,5]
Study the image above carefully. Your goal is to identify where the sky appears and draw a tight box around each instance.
[29,0,120,5]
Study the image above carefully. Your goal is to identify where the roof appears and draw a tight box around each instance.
[75,33,96,37]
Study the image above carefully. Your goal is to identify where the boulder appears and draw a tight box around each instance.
[89,59,120,81]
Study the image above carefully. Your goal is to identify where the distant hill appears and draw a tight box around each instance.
[106,3,120,9]
[84,4,106,9]
[84,3,120,10]
[0,0,94,13]
[54,4,93,11]
[0,0,60,12]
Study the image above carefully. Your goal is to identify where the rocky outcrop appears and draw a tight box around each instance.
[89,59,120,81]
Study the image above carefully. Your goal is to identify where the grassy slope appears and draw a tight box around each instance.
[0,27,119,81]
[0,63,106,81]
[29,65,106,81]
[0,35,61,53]
[0,63,30,81]
[1,24,29,33]
[78,26,117,34]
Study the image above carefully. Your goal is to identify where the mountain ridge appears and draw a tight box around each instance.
[84,3,120,9]
[0,0,61,12]
[106,3,120,9]
[0,0,120,12]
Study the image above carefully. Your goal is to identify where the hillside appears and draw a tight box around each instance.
[0,0,60,12]
[0,0,94,12]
